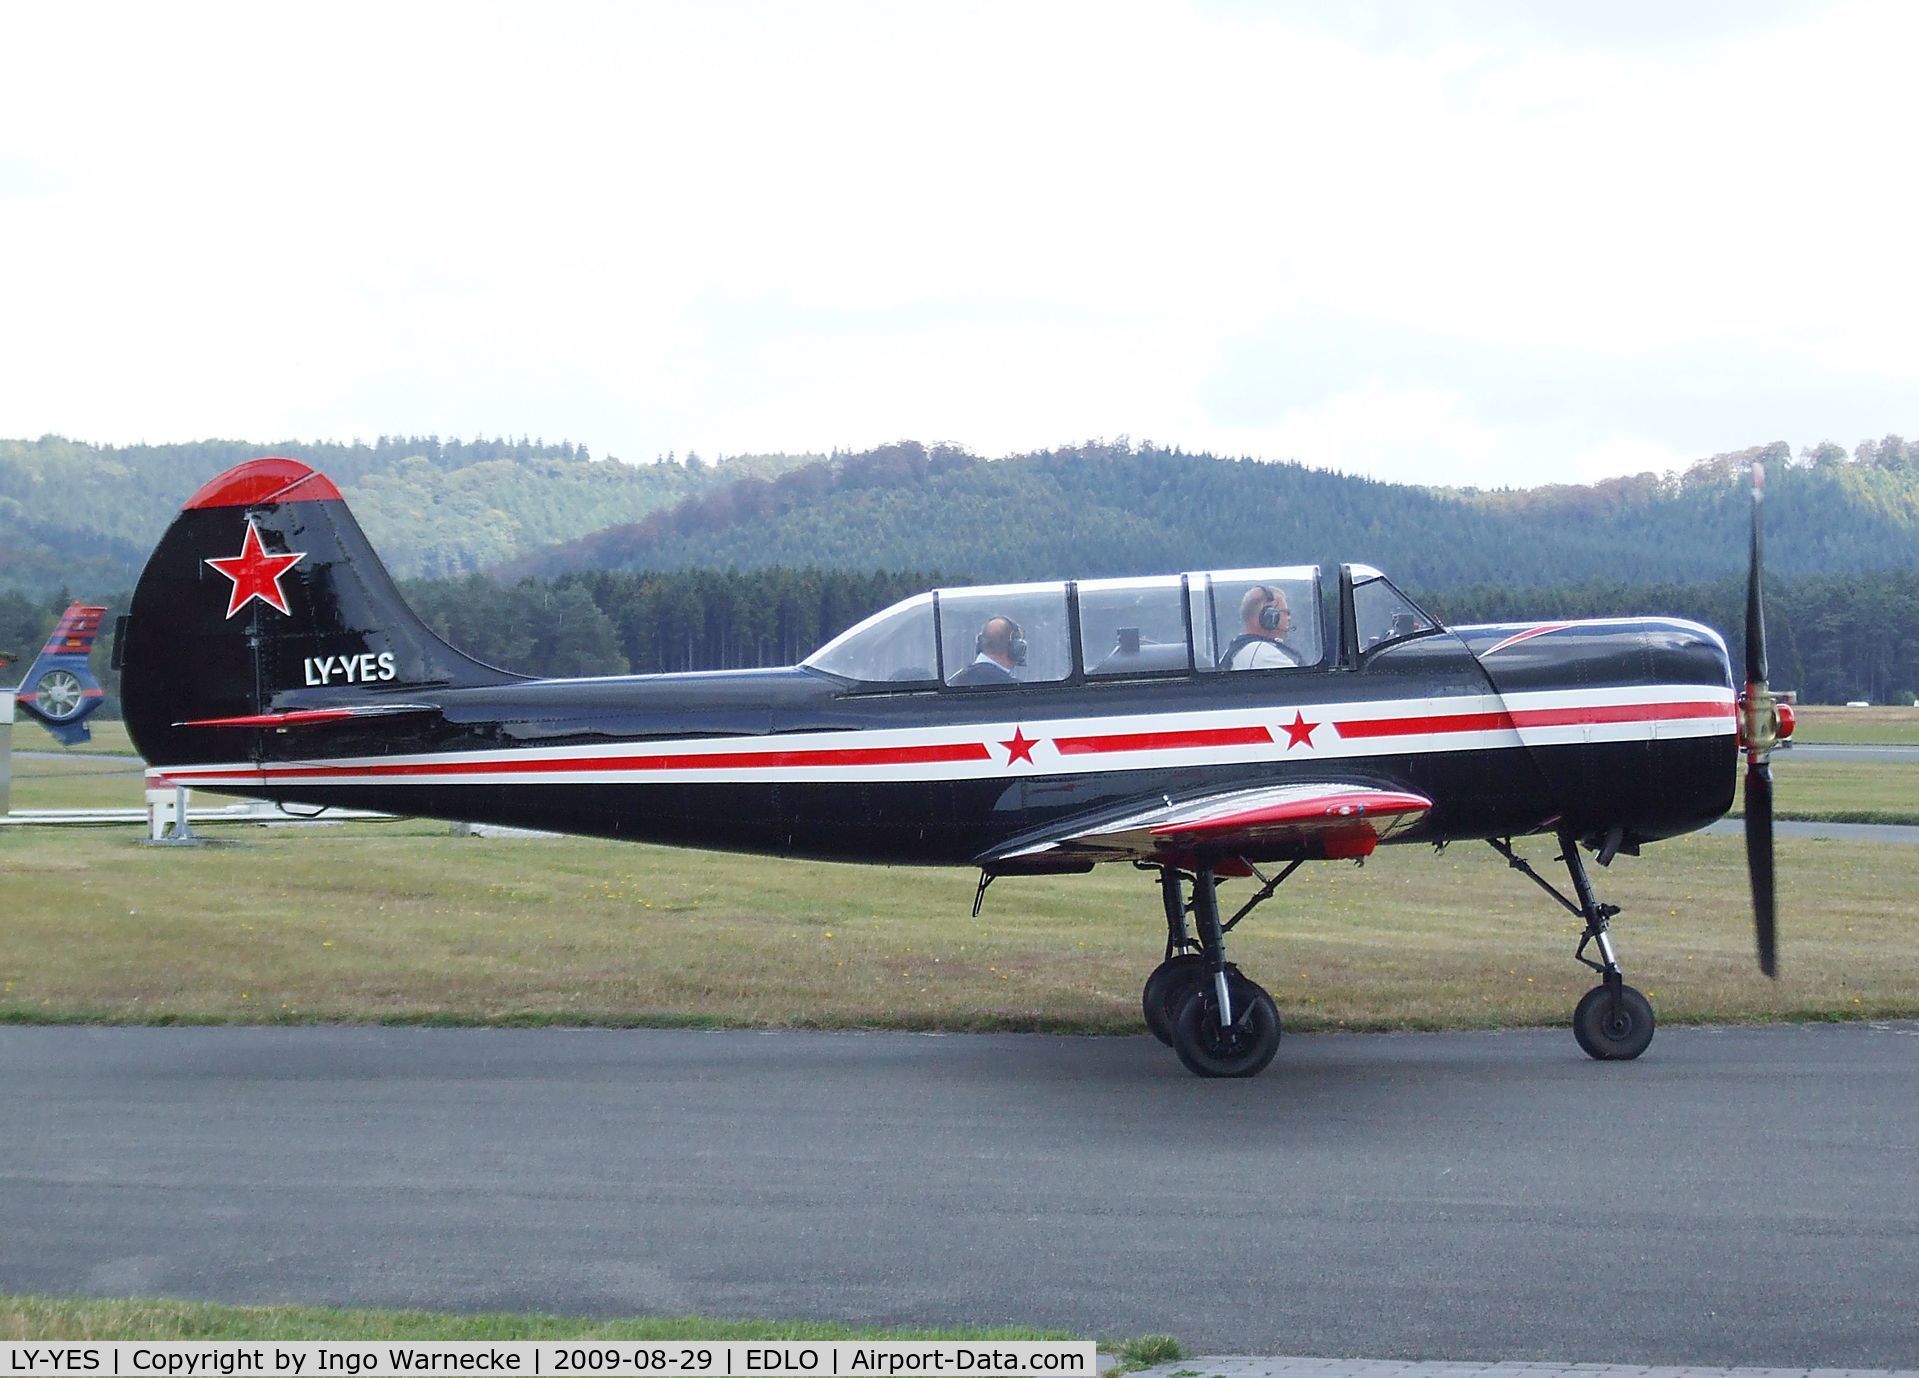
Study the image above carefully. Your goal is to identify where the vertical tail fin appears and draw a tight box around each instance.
[119,457,519,765]
[13,602,109,745]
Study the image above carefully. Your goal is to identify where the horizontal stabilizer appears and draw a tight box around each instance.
[179,704,440,729]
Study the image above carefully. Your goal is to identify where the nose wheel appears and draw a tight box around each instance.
[1492,830,1659,1063]
[1573,979,1655,1060]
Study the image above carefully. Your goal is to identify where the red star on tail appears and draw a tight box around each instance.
[205,521,306,619]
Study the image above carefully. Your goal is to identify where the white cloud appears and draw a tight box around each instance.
[1,0,1913,483]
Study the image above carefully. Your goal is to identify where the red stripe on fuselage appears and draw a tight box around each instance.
[163,693,1734,786]
[1053,725,1273,755]
[1334,700,1734,740]
[199,739,995,781]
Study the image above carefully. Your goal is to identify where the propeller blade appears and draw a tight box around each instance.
[1742,458,1778,978]
[1745,760,1776,977]
[1746,461,1768,686]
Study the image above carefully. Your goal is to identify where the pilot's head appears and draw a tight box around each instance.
[978,615,1027,668]
[1240,586,1292,639]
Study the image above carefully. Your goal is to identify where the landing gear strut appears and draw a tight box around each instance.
[1491,830,1656,1061]
[1139,866,1207,1046]
[1139,862,1288,1077]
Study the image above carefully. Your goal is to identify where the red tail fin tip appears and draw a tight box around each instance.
[183,457,342,510]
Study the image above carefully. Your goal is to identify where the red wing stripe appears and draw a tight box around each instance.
[1150,790,1431,836]
[1336,700,1734,739]
[1054,726,1273,756]
[207,740,995,780]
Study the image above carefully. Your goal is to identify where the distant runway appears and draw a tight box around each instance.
[2,1024,1914,1367]
[1704,818,1919,843]
[1781,743,1919,763]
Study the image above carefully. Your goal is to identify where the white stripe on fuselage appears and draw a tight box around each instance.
[151,683,1736,789]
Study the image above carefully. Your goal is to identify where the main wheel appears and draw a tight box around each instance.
[1142,956,1203,1045]
[1142,956,1243,1045]
[1572,982,1655,1061]
[1171,978,1281,1078]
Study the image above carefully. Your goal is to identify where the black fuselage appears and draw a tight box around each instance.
[119,468,1737,869]
[136,625,1737,867]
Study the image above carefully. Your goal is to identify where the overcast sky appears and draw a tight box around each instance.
[1,1,1912,488]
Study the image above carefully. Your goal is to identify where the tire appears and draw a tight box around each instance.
[1171,978,1282,1078]
[1142,956,1242,1045]
[1573,982,1655,1061]
[1142,956,1204,1045]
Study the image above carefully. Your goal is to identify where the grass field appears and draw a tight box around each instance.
[4,752,148,810]
[2,818,1912,1032]
[1740,756,1919,823]
[5,706,1913,1033]
[8,718,138,756]
[1788,704,1919,745]
[0,1295,1082,1344]
[4,717,144,810]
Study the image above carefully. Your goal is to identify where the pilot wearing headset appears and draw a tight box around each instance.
[1222,586,1301,669]
[950,615,1026,686]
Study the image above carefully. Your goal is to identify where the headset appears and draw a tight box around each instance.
[1248,585,1287,632]
[977,616,1028,666]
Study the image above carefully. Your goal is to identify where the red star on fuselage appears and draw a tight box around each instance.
[1001,726,1037,765]
[1282,710,1319,749]
[205,521,306,619]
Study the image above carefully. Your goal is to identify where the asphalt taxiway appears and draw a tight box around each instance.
[3,1023,1915,1367]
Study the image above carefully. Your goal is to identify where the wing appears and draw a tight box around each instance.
[982,781,1433,871]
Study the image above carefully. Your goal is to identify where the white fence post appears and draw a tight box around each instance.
[144,769,195,842]
[0,689,13,817]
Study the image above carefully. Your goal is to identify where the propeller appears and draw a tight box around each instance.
[1740,460,1787,977]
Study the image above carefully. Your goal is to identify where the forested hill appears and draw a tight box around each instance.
[0,435,821,594]
[6,432,1917,603]
[504,439,1919,591]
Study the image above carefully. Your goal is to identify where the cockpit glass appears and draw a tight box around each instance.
[1188,567,1322,672]
[1078,576,1191,677]
[808,567,1342,687]
[801,594,938,685]
[937,583,1072,687]
[1352,572,1440,655]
